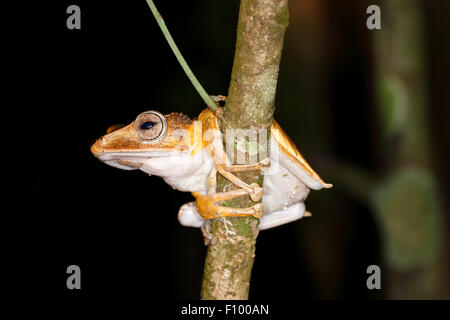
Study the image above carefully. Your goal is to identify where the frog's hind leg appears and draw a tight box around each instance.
[258,203,309,230]
[192,190,263,220]
[177,202,216,245]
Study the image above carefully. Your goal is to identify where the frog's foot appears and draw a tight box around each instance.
[192,190,263,220]
[210,95,227,104]
[200,220,214,246]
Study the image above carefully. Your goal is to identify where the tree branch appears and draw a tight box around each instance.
[201,0,289,300]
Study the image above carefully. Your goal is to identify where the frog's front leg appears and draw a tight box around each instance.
[214,160,270,202]
[210,139,270,202]
[221,157,271,173]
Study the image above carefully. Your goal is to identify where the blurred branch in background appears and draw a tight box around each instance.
[298,0,449,299]
[371,0,447,299]
[333,0,448,299]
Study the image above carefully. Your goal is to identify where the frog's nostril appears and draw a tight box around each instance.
[106,124,124,134]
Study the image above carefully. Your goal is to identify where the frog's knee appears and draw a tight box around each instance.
[178,202,205,228]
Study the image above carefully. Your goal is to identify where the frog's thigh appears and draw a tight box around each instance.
[258,202,305,230]
[178,202,205,228]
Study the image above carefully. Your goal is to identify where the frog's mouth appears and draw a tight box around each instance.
[94,151,177,170]
[99,154,143,170]
[113,159,143,170]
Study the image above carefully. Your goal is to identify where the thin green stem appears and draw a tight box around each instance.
[145,0,218,111]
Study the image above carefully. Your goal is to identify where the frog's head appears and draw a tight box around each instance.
[91,110,195,171]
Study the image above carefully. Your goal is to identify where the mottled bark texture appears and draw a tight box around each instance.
[201,0,289,300]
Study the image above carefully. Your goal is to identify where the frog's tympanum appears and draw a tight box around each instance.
[91,107,332,232]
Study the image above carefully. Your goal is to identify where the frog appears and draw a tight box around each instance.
[90,106,332,233]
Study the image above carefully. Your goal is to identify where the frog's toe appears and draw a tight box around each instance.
[201,220,214,246]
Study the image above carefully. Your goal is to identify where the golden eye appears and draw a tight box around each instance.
[134,111,167,141]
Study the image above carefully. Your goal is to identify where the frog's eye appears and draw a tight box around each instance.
[134,111,167,142]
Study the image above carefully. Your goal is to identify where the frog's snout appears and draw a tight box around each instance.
[90,137,105,158]
[91,124,127,158]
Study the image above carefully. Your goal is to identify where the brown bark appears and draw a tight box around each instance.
[201,0,289,300]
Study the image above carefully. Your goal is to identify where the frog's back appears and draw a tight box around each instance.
[270,120,331,189]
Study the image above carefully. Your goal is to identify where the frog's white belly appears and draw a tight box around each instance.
[139,150,214,192]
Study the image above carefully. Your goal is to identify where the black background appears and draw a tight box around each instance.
[2,0,449,306]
